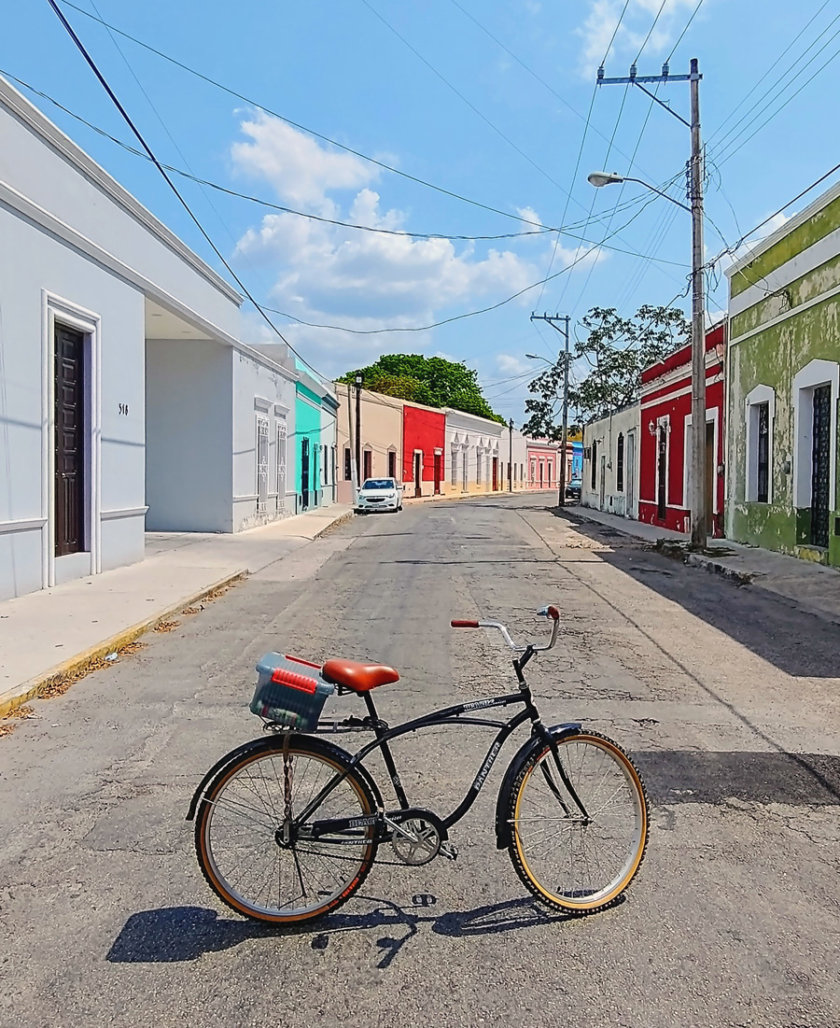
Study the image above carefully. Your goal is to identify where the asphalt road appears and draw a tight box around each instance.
[2,494,839,1028]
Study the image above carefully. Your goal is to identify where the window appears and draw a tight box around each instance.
[451,448,458,485]
[616,433,625,492]
[756,403,769,503]
[344,446,352,481]
[256,414,269,513]
[745,385,775,503]
[591,440,597,489]
[323,445,329,485]
[276,419,287,511]
[363,449,373,480]
[388,450,397,479]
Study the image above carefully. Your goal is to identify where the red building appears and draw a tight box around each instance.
[403,404,446,497]
[639,323,726,537]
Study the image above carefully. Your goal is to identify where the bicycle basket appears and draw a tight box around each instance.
[250,653,335,731]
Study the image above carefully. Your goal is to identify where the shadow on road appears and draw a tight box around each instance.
[636,750,840,806]
[549,509,840,680]
[106,895,586,968]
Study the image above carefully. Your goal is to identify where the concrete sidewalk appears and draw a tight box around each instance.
[0,504,352,716]
[564,504,840,627]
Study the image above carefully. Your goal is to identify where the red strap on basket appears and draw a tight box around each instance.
[271,667,318,693]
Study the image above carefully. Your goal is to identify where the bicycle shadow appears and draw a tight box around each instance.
[106,894,592,969]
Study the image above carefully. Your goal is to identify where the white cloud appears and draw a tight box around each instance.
[719,211,791,270]
[496,353,533,376]
[230,112,599,373]
[577,0,700,76]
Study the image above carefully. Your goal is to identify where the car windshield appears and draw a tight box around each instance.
[362,479,395,490]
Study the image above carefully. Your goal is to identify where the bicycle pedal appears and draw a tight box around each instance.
[439,841,458,861]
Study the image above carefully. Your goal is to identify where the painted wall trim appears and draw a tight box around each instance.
[744,384,776,504]
[0,77,242,303]
[100,506,150,521]
[0,517,47,535]
[729,279,840,348]
[791,359,839,511]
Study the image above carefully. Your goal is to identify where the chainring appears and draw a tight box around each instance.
[391,816,442,865]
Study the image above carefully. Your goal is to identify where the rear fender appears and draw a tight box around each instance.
[494,722,581,849]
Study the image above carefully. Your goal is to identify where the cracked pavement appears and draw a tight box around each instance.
[1,494,838,1027]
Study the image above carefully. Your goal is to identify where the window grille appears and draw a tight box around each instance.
[276,418,287,512]
[756,403,769,503]
[388,450,397,479]
[344,447,352,481]
[363,449,372,480]
[617,433,625,492]
[256,414,269,514]
[591,441,597,489]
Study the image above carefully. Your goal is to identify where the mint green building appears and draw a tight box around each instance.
[725,183,840,566]
[294,372,338,512]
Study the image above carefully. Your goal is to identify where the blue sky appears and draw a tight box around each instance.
[4,1,839,422]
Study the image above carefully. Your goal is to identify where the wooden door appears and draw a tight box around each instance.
[434,453,442,494]
[492,457,498,491]
[705,421,715,533]
[811,385,831,547]
[301,437,310,509]
[414,452,422,497]
[54,325,86,556]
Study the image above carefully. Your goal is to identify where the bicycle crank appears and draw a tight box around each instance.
[387,809,447,866]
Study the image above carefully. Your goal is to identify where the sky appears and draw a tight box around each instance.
[4,0,840,424]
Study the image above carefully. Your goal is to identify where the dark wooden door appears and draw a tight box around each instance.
[657,427,667,520]
[492,457,498,491]
[301,437,310,510]
[434,453,442,494]
[414,453,422,497]
[54,325,86,556]
[810,385,831,547]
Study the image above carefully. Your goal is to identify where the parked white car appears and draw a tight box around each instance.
[355,477,403,514]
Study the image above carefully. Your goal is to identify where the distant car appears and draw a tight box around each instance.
[355,477,403,514]
[565,477,582,500]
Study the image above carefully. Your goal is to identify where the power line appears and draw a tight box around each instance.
[44,0,331,384]
[52,0,567,231]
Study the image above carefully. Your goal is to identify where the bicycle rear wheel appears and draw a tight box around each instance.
[194,736,378,924]
[506,730,648,914]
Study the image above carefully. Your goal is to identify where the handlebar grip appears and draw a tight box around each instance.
[546,605,560,622]
[451,619,479,628]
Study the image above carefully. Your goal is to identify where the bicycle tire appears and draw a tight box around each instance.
[194,735,378,924]
[506,730,648,914]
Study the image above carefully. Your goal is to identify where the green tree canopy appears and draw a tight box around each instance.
[522,304,689,436]
[338,354,506,424]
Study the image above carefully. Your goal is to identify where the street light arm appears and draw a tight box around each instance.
[588,170,690,213]
[623,176,691,213]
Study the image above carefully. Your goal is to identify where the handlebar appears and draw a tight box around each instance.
[450,605,561,653]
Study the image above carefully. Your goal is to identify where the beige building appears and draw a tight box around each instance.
[335,384,404,503]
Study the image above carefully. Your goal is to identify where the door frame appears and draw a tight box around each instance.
[792,359,839,516]
[42,292,101,588]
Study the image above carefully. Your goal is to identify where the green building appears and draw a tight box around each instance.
[725,183,840,566]
[294,371,338,512]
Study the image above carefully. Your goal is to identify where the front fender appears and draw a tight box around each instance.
[494,722,581,849]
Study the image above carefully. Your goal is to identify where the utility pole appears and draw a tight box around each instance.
[354,373,363,488]
[347,382,358,505]
[597,58,707,549]
[508,418,513,492]
[530,313,570,507]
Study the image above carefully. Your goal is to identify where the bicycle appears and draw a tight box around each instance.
[187,605,649,925]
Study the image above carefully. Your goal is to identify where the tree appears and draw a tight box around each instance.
[338,354,506,423]
[523,304,688,434]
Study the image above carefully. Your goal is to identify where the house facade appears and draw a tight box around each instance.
[403,403,446,497]
[334,384,403,503]
[444,410,504,495]
[582,405,641,518]
[725,182,840,566]
[526,440,559,492]
[638,323,726,537]
[0,77,302,601]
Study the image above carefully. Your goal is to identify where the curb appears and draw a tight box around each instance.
[0,569,247,719]
[311,510,354,537]
[685,552,754,586]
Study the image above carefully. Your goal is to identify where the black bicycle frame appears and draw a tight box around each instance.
[296,688,540,838]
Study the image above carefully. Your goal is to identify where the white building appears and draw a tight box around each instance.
[582,405,641,518]
[444,410,504,494]
[0,78,297,600]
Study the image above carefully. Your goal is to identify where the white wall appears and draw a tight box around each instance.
[444,409,503,492]
[0,202,146,600]
[582,405,641,518]
[232,350,297,531]
[0,80,241,338]
[145,339,232,532]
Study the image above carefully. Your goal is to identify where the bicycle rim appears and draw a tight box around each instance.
[509,732,648,913]
[196,743,376,923]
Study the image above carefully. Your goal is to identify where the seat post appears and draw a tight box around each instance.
[363,692,381,723]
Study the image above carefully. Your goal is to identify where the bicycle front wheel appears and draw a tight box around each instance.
[507,730,648,914]
[195,736,378,924]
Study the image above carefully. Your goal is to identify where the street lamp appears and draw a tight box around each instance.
[588,161,706,549]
